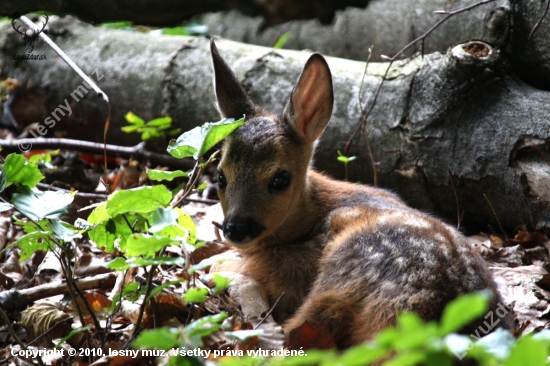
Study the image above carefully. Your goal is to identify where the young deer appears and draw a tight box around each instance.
[208,40,509,348]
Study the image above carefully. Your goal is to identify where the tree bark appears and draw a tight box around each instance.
[201,0,550,90]
[0,17,549,234]
[0,0,369,27]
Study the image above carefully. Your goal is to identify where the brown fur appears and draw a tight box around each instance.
[209,40,511,348]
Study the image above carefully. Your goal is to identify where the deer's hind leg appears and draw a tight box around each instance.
[283,234,401,348]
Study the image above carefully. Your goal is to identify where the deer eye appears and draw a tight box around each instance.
[217,171,227,190]
[270,171,290,192]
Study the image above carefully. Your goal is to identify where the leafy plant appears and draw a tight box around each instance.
[217,291,548,366]
[121,112,182,141]
[1,116,243,362]
[163,23,208,36]
[273,32,291,49]
[337,150,357,181]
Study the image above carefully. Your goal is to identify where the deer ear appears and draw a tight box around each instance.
[211,40,255,119]
[283,53,333,143]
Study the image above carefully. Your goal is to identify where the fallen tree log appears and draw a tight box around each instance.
[0,17,548,234]
[0,0,369,27]
[4,0,548,89]
[201,0,550,91]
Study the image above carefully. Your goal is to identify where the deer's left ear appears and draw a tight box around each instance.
[211,39,255,119]
[283,53,334,143]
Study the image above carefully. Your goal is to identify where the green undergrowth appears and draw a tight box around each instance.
[1,116,549,365]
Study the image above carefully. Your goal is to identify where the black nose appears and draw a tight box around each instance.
[223,217,264,243]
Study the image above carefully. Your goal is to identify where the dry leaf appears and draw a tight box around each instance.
[510,226,549,248]
[286,321,336,350]
[21,302,71,336]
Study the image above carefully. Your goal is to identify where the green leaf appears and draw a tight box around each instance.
[12,188,74,220]
[383,351,426,366]
[503,336,548,366]
[86,202,109,224]
[0,202,13,213]
[184,312,227,338]
[273,31,291,49]
[0,168,6,192]
[212,273,230,294]
[125,233,178,257]
[3,154,44,189]
[147,169,188,182]
[167,117,244,159]
[225,329,263,342]
[146,117,172,127]
[469,328,515,362]
[13,231,54,260]
[196,181,207,191]
[184,23,208,35]
[189,251,237,272]
[397,312,425,331]
[162,26,189,36]
[55,325,92,347]
[89,213,146,252]
[147,279,185,300]
[184,288,208,303]
[133,327,181,349]
[74,218,93,231]
[122,282,140,296]
[148,207,195,244]
[440,291,491,335]
[89,221,117,252]
[28,150,58,164]
[133,256,185,267]
[336,150,357,163]
[47,220,81,242]
[121,125,142,133]
[141,129,154,141]
[168,128,182,136]
[105,257,130,271]
[125,112,145,126]
[101,21,134,29]
[177,207,197,244]
[334,344,388,366]
[106,185,172,217]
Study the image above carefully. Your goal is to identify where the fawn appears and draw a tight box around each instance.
[208,40,510,348]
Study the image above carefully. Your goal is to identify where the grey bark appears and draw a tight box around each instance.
[0,0,369,27]
[0,17,549,235]
[201,0,550,90]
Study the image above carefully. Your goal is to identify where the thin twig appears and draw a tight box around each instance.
[57,244,96,355]
[36,183,107,199]
[0,307,45,366]
[483,193,507,240]
[172,151,220,208]
[254,292,285,330]
[185,197,219,205]
[448,171,462,230]
[528,0,550,41]
[0,138,195,170]
[18,16,108,102]
[353,41,378,186]
[345,0,497,153]
[124,247,169,349]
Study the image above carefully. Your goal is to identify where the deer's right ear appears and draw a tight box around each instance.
[211,40,255,119]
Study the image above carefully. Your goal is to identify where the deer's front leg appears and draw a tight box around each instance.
[202,256,284,349]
